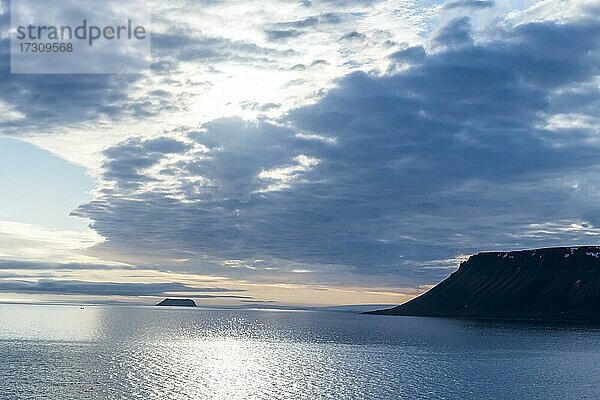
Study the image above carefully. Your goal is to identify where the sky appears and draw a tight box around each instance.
[0,0,599,307]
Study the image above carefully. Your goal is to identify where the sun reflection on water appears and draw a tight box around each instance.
[2,304,600,399]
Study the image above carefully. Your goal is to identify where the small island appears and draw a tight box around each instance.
[156,298,197,307]
[368,246,600,322]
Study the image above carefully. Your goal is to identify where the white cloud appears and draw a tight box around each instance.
[543,113,600,133]
[258,154,320,192]
[295,133,338,144]
[0,101,25,122]
[506,0,600,25]
[519,221,600,238]
[0,220,112,264]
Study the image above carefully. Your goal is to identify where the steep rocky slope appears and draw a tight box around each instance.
[370,247,600,322]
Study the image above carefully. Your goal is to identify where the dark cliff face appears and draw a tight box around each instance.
[370,246,600,322]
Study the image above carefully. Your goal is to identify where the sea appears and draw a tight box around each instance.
[0,303,599,399]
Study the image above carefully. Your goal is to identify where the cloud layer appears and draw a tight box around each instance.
[70,8,600,290]
[0,279,248,297]
[2,0,600,300]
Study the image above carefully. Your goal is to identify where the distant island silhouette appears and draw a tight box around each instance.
[369,246,600,322]
[156,298,197,307]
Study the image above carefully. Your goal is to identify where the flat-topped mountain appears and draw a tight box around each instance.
[369,246,600,322]
[156,298,197,307]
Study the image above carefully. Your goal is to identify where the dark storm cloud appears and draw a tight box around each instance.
[0,260,135,271]
[265,30,303,41]
[151,31,294,64]
[443,0,494,9]
[288,17,600,259]
[271,12,344,30]
[0,279,247,297]
[340,31,366,41]
[389,46,426,65]
[291,60,329,71]
[75,119,324,269]
[430,16,473,49]
[76,16,600,287]
[97,136,194,194]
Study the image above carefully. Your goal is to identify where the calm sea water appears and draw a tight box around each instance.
[0,304,599,399]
